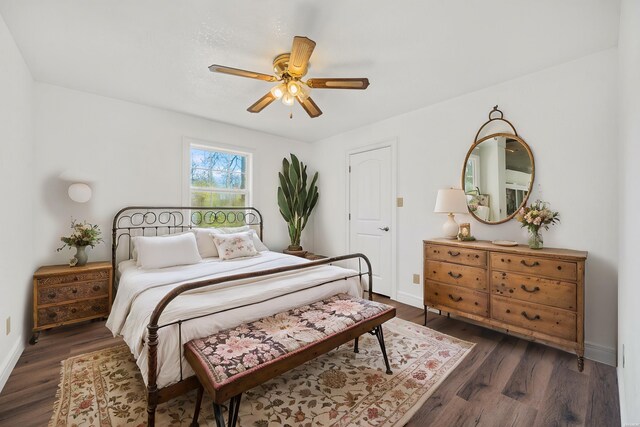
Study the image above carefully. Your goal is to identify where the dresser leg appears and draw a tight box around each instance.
[29,332,40,345]
[424,307,428,326]
[577,355,584,372]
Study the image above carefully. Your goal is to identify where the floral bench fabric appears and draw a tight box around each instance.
[184,294,394,389]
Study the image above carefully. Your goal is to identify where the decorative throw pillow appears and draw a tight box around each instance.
[211,231,258,260]
[210,226,269,252]
[134,232,202,269]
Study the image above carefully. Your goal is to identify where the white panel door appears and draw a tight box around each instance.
[349,146,392,296]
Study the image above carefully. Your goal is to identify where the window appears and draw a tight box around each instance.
[187,143,251,208]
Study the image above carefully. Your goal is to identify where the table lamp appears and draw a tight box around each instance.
[434,188,468,239]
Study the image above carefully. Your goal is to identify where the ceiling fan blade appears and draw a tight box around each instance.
[247,92,277,113]
[306,78,370,89]
[209,64,278,82]
[296,96,322,118]
[288,36,316,78]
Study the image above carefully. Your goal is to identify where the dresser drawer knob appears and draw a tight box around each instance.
[448,271,462,279]
[92,285,100,292]
[73,276,79,281]
[71,308,77,314]
[520,285,541,293]
[521,260,540,268]
[72,288,78,294]
[521,311,541,321]
[447,251,460,257]
[48,312,57,319]
[48,292,56,299]
[448,294,463,302]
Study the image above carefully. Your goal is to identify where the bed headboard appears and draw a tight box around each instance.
[111,206,263,276]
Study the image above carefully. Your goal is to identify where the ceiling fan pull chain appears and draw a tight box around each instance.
[290,112,293,119]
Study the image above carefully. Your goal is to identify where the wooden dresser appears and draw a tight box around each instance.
[31,262,113,344]
[423,239,587,370]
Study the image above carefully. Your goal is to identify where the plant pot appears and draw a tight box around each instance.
[73,245,89,267]
[283,247,308,258]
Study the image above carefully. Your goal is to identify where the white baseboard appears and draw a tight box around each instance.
[395,291,423,308]
[0,337,25,393]
[585,341,616,367]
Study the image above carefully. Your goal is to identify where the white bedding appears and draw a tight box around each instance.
[106,251,365,388]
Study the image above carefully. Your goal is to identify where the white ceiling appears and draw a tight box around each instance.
[0,1,620,142]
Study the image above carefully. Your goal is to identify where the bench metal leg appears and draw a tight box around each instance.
[190,385,204,427]
[354,337,359,353]
[213,393,242,427]
[373,326,393,375]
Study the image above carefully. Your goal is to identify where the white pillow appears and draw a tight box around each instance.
[212,231,258,260]
[209,227,269,252]
[134,233,202,269]
[131,230,193,263]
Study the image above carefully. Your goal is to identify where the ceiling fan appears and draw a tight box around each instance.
[209,36,370,118]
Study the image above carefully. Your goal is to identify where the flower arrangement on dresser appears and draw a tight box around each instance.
[515,200,560,249]
[57,219,103,266]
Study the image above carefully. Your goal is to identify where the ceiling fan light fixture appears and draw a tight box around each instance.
[296,82,311,100]
[287,80,301,96]
[270,83,286,99]
[282,92,294,106]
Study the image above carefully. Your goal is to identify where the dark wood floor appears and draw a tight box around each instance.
[0,296,620,427]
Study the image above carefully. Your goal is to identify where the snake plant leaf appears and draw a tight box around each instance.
[291,153,301,179]
[279,172,291,200]
[277,187,292,222]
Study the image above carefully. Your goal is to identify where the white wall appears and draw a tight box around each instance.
[313,49,618,365]
[33,83,311,267]
[0,14,34,391]
[617,0,640,424]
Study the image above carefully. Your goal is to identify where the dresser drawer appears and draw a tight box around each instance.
[424,244,487,267]
[490,253,577,281]
[37,280,109,305]
[425,281,489,317]
[425,260,487,291]
[37,297,109,327]
[491,271,576,311]
[36,270,110,287]
[491,295,576,341]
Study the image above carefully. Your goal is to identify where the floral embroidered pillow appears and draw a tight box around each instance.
[211,231,258,260]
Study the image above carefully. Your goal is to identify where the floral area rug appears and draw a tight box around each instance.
[50,318,474,426]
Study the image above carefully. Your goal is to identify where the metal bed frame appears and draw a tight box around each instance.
[112,206,373,426]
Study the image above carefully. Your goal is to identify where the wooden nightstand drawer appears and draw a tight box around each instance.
[37,280,109,305]
[425,260,487,291]
[425,281,489,317]
[37,297,109,327]
[36,269,110,287]
[490,253,577,281]
[424,243,487,267]
[491,271,576,311]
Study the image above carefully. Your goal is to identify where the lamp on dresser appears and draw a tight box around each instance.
[434,188,468,239]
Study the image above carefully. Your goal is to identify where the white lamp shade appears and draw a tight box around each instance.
[68,183,92,203]
[434,189,468,214]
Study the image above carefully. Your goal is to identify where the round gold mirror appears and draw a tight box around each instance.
[462,108,535,224]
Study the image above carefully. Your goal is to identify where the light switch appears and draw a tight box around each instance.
[412,274,420,284]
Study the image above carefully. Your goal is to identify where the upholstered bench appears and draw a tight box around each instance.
[184,293,396,427]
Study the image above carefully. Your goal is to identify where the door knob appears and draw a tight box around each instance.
[378,227,390,231]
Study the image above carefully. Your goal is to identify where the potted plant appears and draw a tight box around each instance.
[278,154,319,255]
[57,219,103,266]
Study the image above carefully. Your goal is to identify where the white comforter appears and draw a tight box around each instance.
[106,251,364,388]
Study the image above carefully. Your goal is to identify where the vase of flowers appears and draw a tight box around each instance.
[57,220,103,266]
[515,200,560,250]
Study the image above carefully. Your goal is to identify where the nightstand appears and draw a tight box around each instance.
[304,253,327,260]
[30,261,113,344]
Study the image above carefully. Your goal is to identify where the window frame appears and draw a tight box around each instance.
[182,137,253,208]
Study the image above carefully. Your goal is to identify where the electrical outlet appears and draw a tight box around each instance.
[397,197,404,207]
[5,317,10,336]
[412,274,420,284]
